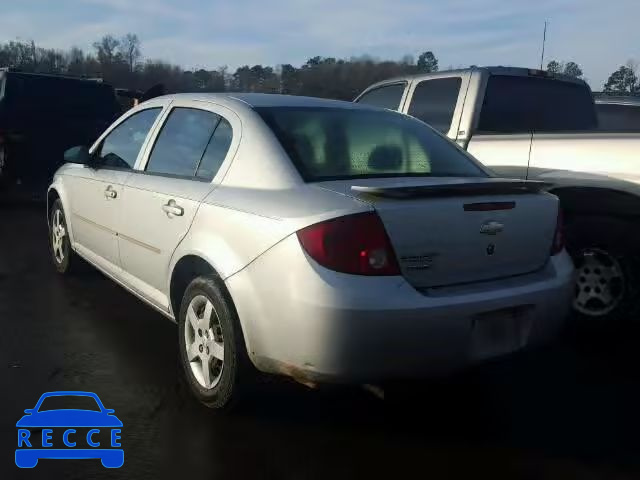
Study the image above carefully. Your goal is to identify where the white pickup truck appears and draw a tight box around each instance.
[356,67,640,324]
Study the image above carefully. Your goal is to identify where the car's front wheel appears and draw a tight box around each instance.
[177,276,250,410]
[49,199,78,274]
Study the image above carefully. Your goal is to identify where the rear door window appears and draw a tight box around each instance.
[407,78,462,133]
[478,75,597,133]
[356,83,406,110]
[146,108,220,178]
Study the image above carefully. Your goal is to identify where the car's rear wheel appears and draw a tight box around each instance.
[565,216,640,325]
[177,276,251,410]
[49,199,78,274]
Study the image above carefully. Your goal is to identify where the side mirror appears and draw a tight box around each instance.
[23,409,34,414]
[64,146,92,165]
[105,409,115,414]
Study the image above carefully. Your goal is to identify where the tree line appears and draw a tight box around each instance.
[0,35,637,100]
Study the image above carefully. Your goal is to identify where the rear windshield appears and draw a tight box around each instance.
[478,75,597,133]
[596,103,640,132]
[256,107,486,181]
[2,73,120,120]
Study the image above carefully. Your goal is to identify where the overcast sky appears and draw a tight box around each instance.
[1,0,638,89]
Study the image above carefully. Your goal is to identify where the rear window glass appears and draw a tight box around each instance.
[3,73,120,119]
[256,107,485,182]
[596,103,640,132]
[478,75,597,133]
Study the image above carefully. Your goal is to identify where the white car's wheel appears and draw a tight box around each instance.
[49,199,78,274]
[178,276,251,410]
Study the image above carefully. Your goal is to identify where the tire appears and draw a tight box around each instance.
[177,275,251,410]
[565,216,640,325]
[49,199,79,274]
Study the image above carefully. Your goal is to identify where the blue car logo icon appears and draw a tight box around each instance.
[15,391,123,468]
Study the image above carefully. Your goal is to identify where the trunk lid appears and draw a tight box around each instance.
[316,177,558,288]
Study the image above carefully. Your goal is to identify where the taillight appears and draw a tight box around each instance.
[296,212,401,276]
[551,208,564,255]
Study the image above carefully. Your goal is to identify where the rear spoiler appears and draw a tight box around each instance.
[351,180,551,199]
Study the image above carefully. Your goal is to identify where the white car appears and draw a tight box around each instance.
[48,93,574,409]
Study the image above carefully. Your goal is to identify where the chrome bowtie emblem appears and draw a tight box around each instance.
[480,221,504,235]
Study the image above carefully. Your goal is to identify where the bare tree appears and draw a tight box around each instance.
[119,33,141,73]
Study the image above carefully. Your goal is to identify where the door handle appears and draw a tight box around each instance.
[104,186,117,199]
[162,199,184,217]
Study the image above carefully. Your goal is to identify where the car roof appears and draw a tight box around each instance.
[147,92,376,111]
[359,66,589,97]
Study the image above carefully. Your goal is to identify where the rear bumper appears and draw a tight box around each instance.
[226,234,575,383]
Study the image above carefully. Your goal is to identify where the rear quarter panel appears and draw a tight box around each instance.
[168,183,370,284]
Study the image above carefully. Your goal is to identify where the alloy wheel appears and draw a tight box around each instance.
[184,295,225,389]
[573,248,625,317]
[51,209,67,264]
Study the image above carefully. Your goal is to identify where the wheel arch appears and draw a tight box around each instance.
[169,254,219,318]
[46,188,60,224]
[168,253,255,359]
[46,184,77,245]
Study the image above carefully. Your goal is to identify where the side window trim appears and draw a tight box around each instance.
[132,99,241,185]
[135,104,234,183]
[127,169,212,182]
[141,106,220,178]
[139,102,222,183]
[133,102,174,171]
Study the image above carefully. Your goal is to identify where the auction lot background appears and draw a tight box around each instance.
[2,0,640,477]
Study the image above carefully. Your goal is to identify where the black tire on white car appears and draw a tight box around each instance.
[565,216,640,325]
[177,275,252,410]
[49,199,79,274]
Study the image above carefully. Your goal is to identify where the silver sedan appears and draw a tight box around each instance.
[48,93,574,409]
